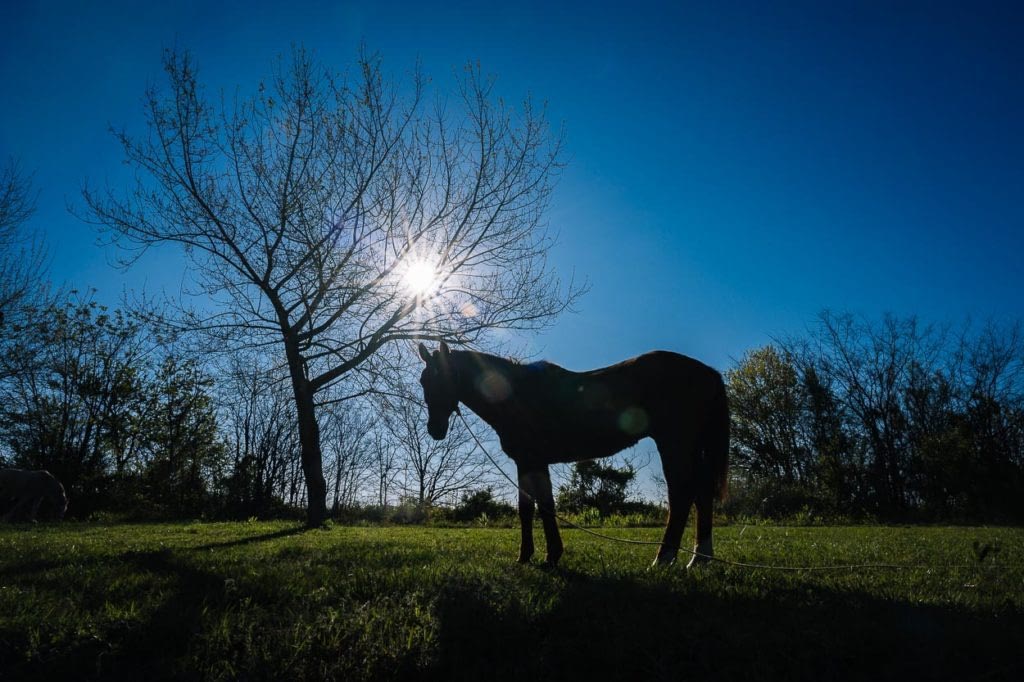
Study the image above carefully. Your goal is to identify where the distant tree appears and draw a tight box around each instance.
[776,312,1024,522]
[947,321,1024,520]
[368,429,400,508]
[799,362,857,510]
[85,48,580,526]
[726,346,810,484]
[451,487,516,522]
[219,358,299,517]
[321,405,375,514]
[383,395,487,508]
[0,293,149,514]
[136,356,225,516]
[794,311,945,514]
[557,459,636,517]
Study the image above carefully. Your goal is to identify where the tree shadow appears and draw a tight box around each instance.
[0,525,307,584]
[189,523,309,551]
[431,568,1024,682]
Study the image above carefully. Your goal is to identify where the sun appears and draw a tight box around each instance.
[402,258,440,297]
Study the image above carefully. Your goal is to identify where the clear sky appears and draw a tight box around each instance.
[2,0,1022,373]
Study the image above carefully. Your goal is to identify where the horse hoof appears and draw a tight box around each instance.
[685,554,712,569]
[650,555,677,569]
[686,542,714,569]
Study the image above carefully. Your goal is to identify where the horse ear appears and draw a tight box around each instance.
[439,340,451,357]
[418,343,432,364]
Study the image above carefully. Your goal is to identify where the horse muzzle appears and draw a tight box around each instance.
[427,418,450,440]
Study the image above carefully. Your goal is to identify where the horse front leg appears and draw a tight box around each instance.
[528,467,563,566]
[517,466,564,565]
[516,468,536,563]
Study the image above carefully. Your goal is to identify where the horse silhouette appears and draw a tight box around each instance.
[418,342,729,567]
[0,469,69,522]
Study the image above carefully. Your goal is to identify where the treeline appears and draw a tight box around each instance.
[3,287,1022,524]
[726,311,1024,523]
[0,291,494,520]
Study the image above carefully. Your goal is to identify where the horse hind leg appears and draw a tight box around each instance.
[652,439,697,567]
[533,467,563,565]
[687,470,715,568]
[688,401,727,568]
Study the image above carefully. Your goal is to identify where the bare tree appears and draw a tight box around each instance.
[789,311,946,513]
[0,159,47,326]
[84,48,581,525]
[369,429,400,507]
[320,404,374,513]
[384,395,489,507]
[219,357,299,517]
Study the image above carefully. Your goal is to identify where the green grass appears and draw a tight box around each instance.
[1,521,1022,681]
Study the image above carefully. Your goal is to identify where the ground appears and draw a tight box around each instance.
[0,521,1022,680]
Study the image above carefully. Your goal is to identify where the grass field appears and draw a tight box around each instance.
[1,521,1022,681]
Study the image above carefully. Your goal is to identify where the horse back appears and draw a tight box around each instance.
[502,351,724,464]
[0,468,59,496]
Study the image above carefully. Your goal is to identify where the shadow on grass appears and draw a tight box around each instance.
[0,525,308,583]
[431,567,1024,682]
[1,549,224,681]
[189,523,309,551]
[4,542,1022,681]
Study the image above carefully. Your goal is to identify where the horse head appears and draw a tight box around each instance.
[418,341,460,440]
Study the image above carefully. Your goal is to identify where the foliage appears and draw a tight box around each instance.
[449,487,516,523]
[0,292,226,518]
[3,296,1022,525]
[0,521,1021,681]
[727,314,1024,523]
[726,346,809,483]
[556,459,637,517]
[217,360,303,519]
[135,356,226,517]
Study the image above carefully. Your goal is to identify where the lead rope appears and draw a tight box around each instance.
[457,413,1011,572]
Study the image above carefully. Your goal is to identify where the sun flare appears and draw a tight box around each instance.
[402,259,439,297]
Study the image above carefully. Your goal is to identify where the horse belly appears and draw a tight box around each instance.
[540,418,645,463]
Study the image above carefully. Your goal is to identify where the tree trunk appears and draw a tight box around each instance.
[283,334,327,527]
[293,379,327,526]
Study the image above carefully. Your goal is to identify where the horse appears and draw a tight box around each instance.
[418,341,729,567]
[0,469,69,522]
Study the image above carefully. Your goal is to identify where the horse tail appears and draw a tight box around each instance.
[706,375,731,501]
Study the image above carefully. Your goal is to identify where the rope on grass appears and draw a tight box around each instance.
[458,413,1015,573]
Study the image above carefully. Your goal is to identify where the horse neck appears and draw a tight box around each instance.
[450,350,518,418]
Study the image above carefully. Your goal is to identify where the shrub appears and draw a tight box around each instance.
[451,488,516,523]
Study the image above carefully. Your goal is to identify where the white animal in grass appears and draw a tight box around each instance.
[0,468,68,521]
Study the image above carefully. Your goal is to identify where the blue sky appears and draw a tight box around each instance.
[2,0,1022,373]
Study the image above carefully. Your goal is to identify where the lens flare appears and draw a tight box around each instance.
[403,259,438,297]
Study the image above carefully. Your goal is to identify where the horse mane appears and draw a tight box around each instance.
[453,349,564,379]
